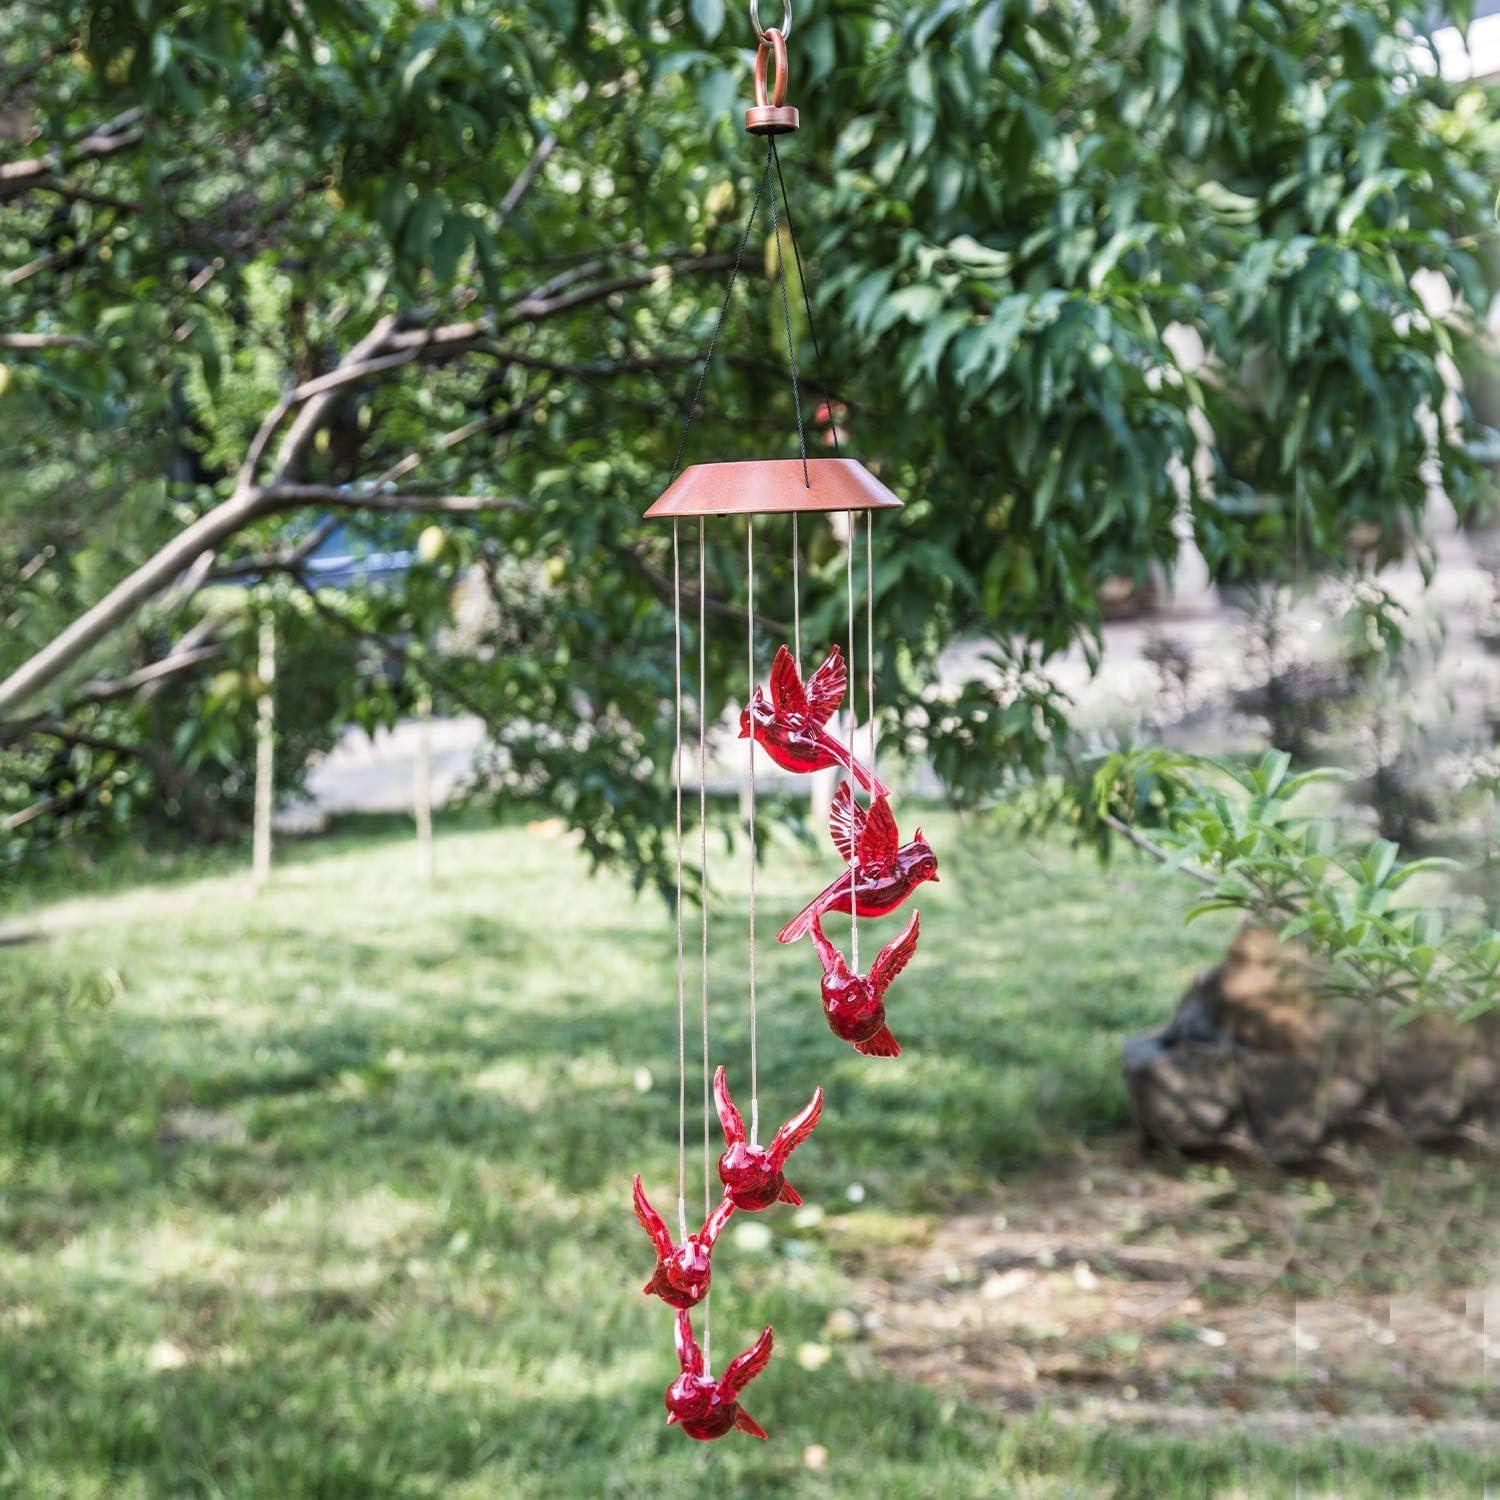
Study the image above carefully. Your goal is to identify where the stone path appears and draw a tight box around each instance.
[837,1147,1500,1451]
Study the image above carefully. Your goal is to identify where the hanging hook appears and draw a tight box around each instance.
[746,26,799,136]
[753,28,788,109]
[749,0,792,42]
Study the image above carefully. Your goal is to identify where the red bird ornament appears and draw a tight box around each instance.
[809,909,920,1058]
[632,1175,735,1309]
[739,645,889,797]
[666,1308,774,1441]
[777,784,939,944]
[714,1065,822,1210]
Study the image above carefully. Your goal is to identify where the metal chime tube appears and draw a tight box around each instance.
[673,521,688,1242]
[697,517,712,1371]
[866,512,876,783]
[746,518,759,1147]
[845,509,859,969]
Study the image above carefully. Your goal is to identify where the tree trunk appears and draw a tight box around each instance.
[252,612,276,887]
[414,688,433,883]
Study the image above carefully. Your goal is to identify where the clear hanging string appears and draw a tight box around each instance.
[771,137,840,461]
[746,516,759,1146]
[866,511,876,786]
[844,509,859,970]
[669,144,775,483]
[672,521,688,1242]
[697,517,712,1373]
[791,514,801,667]
[765,138,809,489]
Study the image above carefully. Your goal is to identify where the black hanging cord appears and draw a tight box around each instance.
[771,136,840,459]
[668,140,777,482]
[765,139,810,487]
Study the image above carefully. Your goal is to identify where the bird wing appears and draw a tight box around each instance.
[713,1065,746,1146]
[869,910,920,998]
[700,1193,735,1247]
[857,794,900,874]
[767,645,807,717]
[632,1174,674,1257]
[829,781,865,865]
[803,646,846,728]
[674,1307,703,1376]
[719,1325,774,1401]
[769,1085,824,1168]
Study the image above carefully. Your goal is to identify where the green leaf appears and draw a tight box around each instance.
[401,45,439,93]
[907,54,936,111]
[1257,748,1292,797]
[690,0,725,41]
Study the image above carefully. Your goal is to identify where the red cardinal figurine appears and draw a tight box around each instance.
[739,645,889,797]
[632,1175,735,1309]
[777,784,939,944]
[714,1065,822,1210]
[809,909,920,1058]
[666,1308,774,1441]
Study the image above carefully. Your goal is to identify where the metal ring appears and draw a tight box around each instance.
[753,29,788,108]
[749,0,792,42]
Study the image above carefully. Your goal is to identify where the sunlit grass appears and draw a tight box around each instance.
[1,812,1494,1496]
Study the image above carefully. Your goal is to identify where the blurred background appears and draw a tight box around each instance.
[3,2,1500,1495]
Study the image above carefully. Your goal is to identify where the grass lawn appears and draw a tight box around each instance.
[2,811,1496,1497]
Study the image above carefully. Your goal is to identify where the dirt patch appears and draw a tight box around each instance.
[840,1146,1500,1450]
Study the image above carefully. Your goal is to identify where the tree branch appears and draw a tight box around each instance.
[256,485,528,515]
[0,249,738,715]
[606,539,788,636]
[74,644,227,706]
[0,332,96,351]
[500,133,557,216]
[1102,813,1220,886]
[0,120,143,199]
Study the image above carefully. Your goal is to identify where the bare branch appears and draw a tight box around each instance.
[4,720,141,756]
[233,391,296,495]
[369,400,542,488]
[495,256,737,331]
[606,539,787,636]
[0,248,740,715]
[73,644,227,706]
[256,485,527,515]
[0,121,143,199]
[213,516,344,582]
[500,132,557,216]
[0,332,96,351]
[1102,813,1220,886]
[266,314,398,486]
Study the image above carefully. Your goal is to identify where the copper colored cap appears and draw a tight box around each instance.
[645,458,903,519]
[746,29,798,137]
[745,104,799,136]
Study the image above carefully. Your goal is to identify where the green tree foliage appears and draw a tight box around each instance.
[1,1,1496,886]
[1087,747,1500,1021]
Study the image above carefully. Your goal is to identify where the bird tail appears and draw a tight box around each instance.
[854,1026,901,1059]
[777,896,824,944]
[779,879,842,943]
[734,1408,768,1440]
[849,753,890,799]
[777,1179,803,1207]
[826,739,889,799]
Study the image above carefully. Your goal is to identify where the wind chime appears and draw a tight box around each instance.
[630,2,940,1442]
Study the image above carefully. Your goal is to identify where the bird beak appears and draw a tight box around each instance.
[930,872,940,882]
[665,1413,679,1426]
